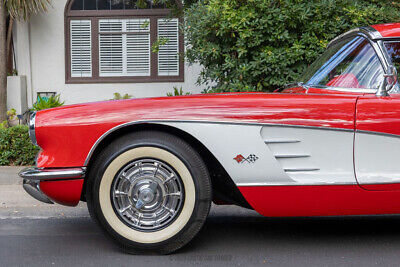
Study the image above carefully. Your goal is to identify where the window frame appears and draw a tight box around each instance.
[64,1,184,84]
[382,39,400,93]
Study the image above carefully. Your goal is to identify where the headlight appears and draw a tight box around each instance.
[29,112,37,146]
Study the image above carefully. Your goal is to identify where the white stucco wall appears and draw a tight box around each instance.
[14,0,203,107]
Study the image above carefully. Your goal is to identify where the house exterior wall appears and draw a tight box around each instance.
[14,0,203,107]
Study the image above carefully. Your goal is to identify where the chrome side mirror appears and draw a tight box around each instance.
[377,65,398,97]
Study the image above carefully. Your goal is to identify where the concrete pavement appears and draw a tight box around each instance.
[2,166,400,266]
[0,166,87,219]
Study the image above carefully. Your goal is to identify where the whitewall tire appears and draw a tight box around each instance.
[86,131,212,254]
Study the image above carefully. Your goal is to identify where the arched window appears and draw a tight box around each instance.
[65,0,183,83]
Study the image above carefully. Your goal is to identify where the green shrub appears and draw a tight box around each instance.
[0,125,39,166]
[7,69,18,76]
[0,109,17,129]
[185,0,400,92]
[32,94,64,111]
[167,87,191,96]
[110,92,133,100]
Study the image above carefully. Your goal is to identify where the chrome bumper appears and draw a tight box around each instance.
[19,167,86,181]
[22,179,53,204]
[19,167,86,204]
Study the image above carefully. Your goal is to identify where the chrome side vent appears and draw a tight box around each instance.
[274,154,310,159]
[264,139,300,144]
[283,167,320,172]
[263,136,319,175]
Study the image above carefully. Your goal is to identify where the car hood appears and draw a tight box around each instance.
[36,92,276,127]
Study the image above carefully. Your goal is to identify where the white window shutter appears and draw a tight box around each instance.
[126,34,150,76]
[70,20,92,77]
[99,34,123,76]
[126,19,150,32]
[99,19,123,32]
[158,18,179,76]
[99,19,150,77]
[99,20,123,76]
[126,19,150,76]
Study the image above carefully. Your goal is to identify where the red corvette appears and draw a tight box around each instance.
[19,23,400,254]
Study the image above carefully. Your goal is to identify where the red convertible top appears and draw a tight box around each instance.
[371,23,400,38]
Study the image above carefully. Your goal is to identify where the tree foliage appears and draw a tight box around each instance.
[184,0,400,92]
[0,0,51,121]
[5,0,51,20]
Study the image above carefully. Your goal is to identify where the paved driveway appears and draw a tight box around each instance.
[2,167,400,266]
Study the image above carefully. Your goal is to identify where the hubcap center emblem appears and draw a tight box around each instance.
[138,188,155,203]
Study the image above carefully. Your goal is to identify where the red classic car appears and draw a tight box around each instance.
[19,23,400,254]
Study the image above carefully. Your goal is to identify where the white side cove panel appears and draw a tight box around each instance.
[262,126,355,185]
[161,122,357,186]
[355,132,400,184]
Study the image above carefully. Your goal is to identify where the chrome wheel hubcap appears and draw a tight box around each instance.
[111,159,184,232]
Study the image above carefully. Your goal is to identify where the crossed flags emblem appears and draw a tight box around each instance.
[233,154,259,164]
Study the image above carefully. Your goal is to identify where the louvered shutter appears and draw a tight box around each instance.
[70,20,92,77]
[99,19,150,77]
[99,20,123,76]
[126,19,151,76]
[158,18,179,76]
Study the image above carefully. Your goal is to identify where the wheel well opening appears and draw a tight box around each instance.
[83,123,251,209]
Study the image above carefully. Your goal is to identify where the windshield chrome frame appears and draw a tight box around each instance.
[305,27,390,94]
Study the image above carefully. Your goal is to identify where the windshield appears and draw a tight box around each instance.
[300,36,384,90]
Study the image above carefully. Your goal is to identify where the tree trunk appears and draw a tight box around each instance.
[6,18,13,74]
[0,2,7,121]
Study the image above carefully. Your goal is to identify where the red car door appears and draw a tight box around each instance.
[355,93,400,190]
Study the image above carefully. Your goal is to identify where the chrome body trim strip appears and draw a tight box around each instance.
[356,129,400,139]
[259,123,353,132]
[304,84,377,94]
[83,120,355,166]
[237,181,400,187]
[307,87,381,98]
[236,182,357,187]
[19,167,86,181]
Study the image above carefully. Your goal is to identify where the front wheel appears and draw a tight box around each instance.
[86,131,212,254]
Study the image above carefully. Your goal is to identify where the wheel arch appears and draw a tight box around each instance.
[83,122,251,209]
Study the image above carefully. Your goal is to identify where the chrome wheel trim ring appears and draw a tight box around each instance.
[111,158,184,232]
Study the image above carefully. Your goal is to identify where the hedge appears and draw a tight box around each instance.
[185,0,400,92]
[0,125,39,166]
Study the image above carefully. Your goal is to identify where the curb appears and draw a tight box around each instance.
[0,166,26,185]
[0,166,27,170]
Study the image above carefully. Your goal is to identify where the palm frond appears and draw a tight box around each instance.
[5,0,51,21]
